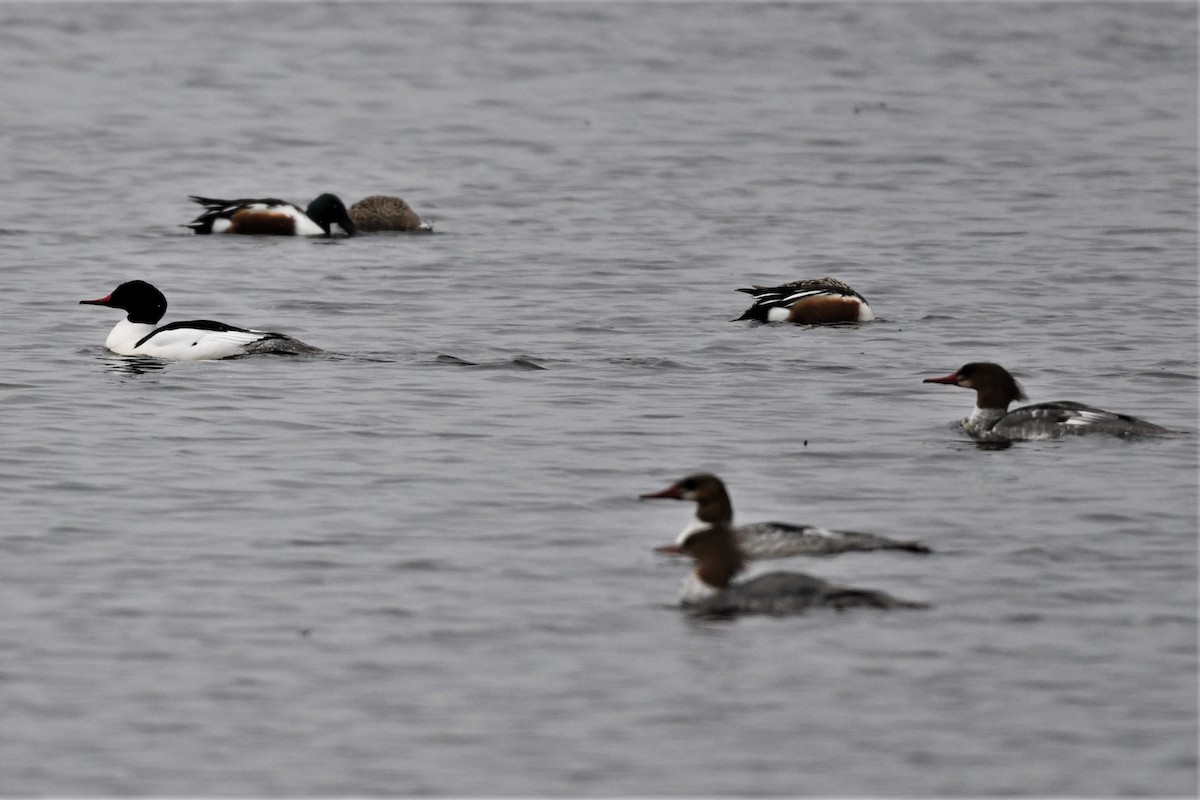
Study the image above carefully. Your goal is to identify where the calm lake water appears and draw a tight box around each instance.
[0,2,1196,796]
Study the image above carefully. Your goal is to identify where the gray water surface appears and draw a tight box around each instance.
[1,2,1196,796]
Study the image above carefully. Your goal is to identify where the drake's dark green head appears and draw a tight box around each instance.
[305,193,357,237]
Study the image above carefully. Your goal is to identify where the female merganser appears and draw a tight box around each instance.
[640,473,929,558]
[735,277,875,324]
[643,498,926,617]
[80,280,318,360]
[923,362,1167,441]
[185,194,357,236]
[348,195,434,233]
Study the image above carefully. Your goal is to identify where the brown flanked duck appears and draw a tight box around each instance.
[348,195,433,233]
[924,362,1168,442]
[185,194,356,237]
[735,277,874,324]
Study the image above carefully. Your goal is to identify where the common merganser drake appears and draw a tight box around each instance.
[80,280,318,360]
[735,277,875,324]
[640,473,929,558]
[348,195,434,233]
[643,495,927,617]
[185,194,357,236]
[923,362,1168,441]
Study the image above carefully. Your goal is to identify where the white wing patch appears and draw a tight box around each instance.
[1065,409,1116,426]
[777,288,827,304]
[805,526,838,540]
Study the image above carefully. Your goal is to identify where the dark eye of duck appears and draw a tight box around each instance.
[680,477,698,491]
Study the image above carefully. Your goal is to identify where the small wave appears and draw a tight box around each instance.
[432,354,547,370]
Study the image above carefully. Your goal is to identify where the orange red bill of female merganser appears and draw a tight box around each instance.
[640,473,928,617]
[923,362,1168,442]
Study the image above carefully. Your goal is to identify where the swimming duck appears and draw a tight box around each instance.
[641,473,930,558]
[81,280,318,360]
[736,277,875,324]
[923,362,1167,441]
[348,195,433,232]
[185,194,357,236]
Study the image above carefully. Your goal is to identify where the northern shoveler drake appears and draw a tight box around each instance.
[348,195,433,232]
[80,280,319,360]
[185,194,357,237]
[923,362,1169,441]
[735,277,875,324]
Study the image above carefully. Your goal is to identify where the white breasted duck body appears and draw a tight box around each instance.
[736,277,875,325]
[924,362,1167,441]
[80,280,318,361]
[640,473,929,559]
[185,194,357,237]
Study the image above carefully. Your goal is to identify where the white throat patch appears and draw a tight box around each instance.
[675,515,711,545]
[966,405,1005,434]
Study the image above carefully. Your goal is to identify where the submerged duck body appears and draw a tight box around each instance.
[669,562,926,617]
[348,195,433,232]
[736,277,875,325]
[924,362,1167,442]
[80,280,318,361]
[640,473,927,617]
[185,193,357,237]
[640,473,929,559]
